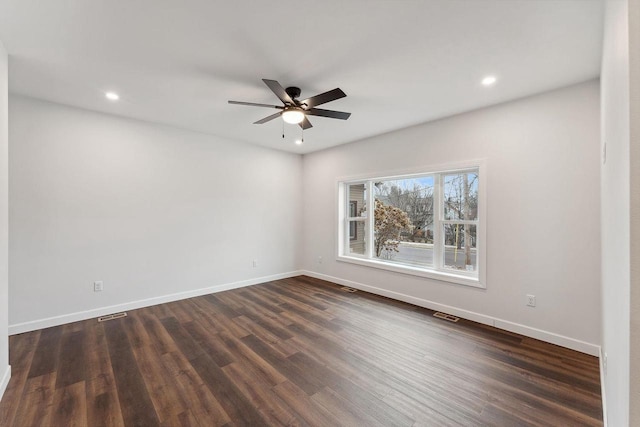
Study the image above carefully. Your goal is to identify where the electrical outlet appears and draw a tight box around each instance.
[526,294,536,307]
[252,259,257,268]
[318,256,323,264]
[94,281,104,292]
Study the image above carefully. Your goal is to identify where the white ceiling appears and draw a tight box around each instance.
[0,1,603,154]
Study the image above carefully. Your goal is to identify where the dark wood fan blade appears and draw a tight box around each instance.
[228,100,282,109]
[307,108,351,120]
[262,79,295,105]
[253,112,282,124]
[300,88,346,108]
[299,116,313,130]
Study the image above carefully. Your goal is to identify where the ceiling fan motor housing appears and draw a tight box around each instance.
[285,86,301,101]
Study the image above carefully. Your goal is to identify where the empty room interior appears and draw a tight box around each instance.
[0,1,638,426]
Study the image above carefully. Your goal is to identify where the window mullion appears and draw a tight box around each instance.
[366,180,375,259]
[433,173,443,270]
[344,184,350,255]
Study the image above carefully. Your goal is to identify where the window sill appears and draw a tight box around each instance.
[336,255,485,288]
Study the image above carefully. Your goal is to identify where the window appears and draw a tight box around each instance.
[338,165,484,287]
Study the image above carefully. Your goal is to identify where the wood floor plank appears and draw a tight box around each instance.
[160,317,269,425]
[0,276,603,426]
[11,372,57,427]
[241,333,323,395]
[225,292,294,340]
[6,331,40,374]
[140,310,180,355]
[188,353,268,425]
[55,330,85,389]
[288,322,472,426]
[165,300,199,324]
[291,351,416,426]
[50,381,87,427]
[161,317,206,361]
[160,350,231,426]
[202,294,241,319]
[86,385,125,427]
[180,320,234,368]
[0,331,40,426]
[311,386,392,427]
[84,320,125,427]
[285,335,395,401]
[239,289,285,314]
[121,312,151,350]
[272,380,343,427]
[160,409,202,427]
[382,388,469,427]
[191,297,251,338]
[103,319,160,427]
[221,362,306,426]
[216,330,287,387]
[130,340,189,423]
[27,327,62,379]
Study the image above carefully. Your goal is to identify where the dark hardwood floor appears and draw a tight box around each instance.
[0,276,603,426]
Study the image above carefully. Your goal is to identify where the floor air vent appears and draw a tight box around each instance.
[433,312,459,323]
[340,287,358,293]
[98,312,127,322]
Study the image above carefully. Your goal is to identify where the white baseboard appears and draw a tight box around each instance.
[9,271,303,335]
[301,270,600,357]
[0,365,10,402]
[8,268,601,357]
[599,347,608,426]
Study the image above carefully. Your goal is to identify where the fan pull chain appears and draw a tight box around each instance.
[282,120,285,139]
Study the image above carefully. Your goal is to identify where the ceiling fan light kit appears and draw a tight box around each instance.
[282,107,305,124]
[229,79,351,132]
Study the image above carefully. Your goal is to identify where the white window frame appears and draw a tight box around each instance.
[344,181,368,255]
[336,160,486,288]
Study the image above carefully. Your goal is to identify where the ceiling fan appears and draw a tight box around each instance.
[228,79,351,130]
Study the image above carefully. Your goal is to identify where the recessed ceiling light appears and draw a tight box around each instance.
[295,139,303,145]
[105,92,120,101]
[481,76,497,86]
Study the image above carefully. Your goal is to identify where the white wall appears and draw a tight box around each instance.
[601,0,631,425]
[8,95,302,331]
[628,0,639,424]
[0,41,10,401]
[302,81,601,355]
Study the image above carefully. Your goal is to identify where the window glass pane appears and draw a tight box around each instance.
[347,183,367,255]
[443,172,479,221]
[373,176,434,267]
[347,183,366,218]
[348,220,366,255]
[443,224,477,272]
